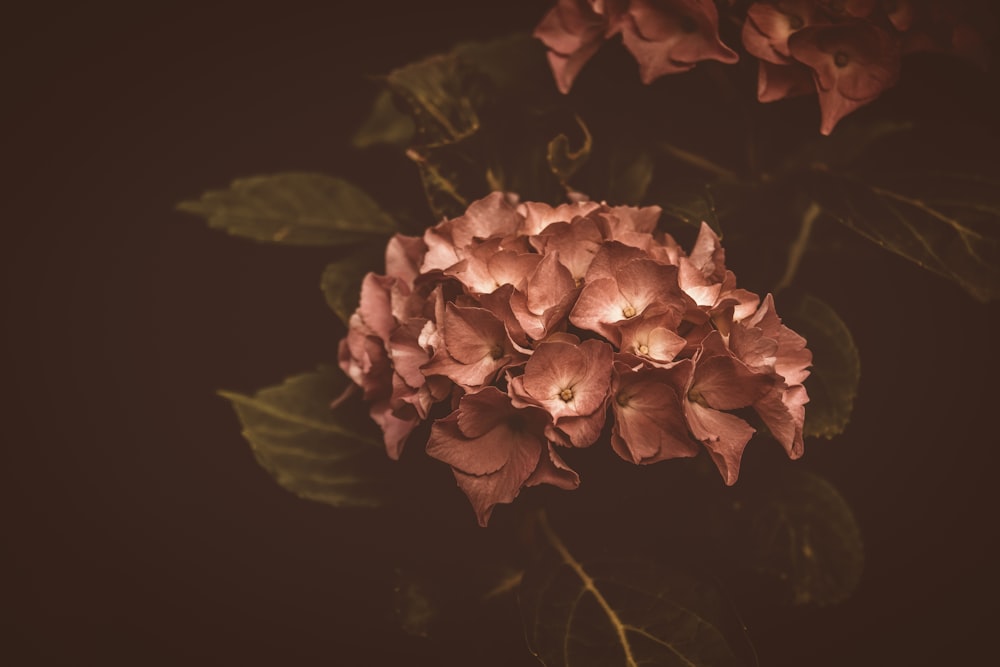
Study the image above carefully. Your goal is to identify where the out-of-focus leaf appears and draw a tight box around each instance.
[520,513,755,667]
[407,145,475,220]
[385,54,479,148]
[353,88,416,149]
[805,168,1000,301]
[606,146,654,206]
[381,33,565,217]
[547,115,592,189]
[320,248,383,326]
[787,120,915,171]
[393,567,441,639]
[657,181,723,235]
[219,366,394,508]
[177,173,396,246]
[452,33,553,105]
[785,294,860,439]
[730,467,863,606]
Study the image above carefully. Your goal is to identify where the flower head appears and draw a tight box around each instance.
[339,193,812,523]
[535,0,737,93]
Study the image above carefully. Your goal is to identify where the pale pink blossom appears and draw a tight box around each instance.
[426,388,579,526]
[535,0,737,93]
[620,0,739,84]
[338,193,813,522]
[684,331,776,484]
[611,359,701,463]
[789,21,902,135]
[509,338,613,447]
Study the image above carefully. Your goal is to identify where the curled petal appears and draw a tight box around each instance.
[622,0,738,84]
[612,361,700,464]
[789,21,902,134]
[684,401,755,485]
[525,443,581,490]
[534,0,616,92]
[756,59,817,102]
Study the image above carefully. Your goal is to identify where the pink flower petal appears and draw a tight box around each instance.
[622,0,738,84]
[755,383,808,459]
[684,401,755,485]
[525,443,581,490]
[757,60,817,102]
[534,0,615,93]
[518,339,614,420]
[612,361,700,464]
[789,22,901,135]
[692,352,774,410]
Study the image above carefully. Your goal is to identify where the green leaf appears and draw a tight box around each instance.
[606,146,654,206]
[805,168,1000,301]
[547,115,592,189]
[451,33,553,104]
[219,366,394,508]
[730,467,864,607]
[353,88,416,149]
[521,513,755,667]
[657,181,723,235]
[177,173,397,246]
[784,294,860,439]
[320,248,383,326]
[385,54,479,148]
[406,145,474,220]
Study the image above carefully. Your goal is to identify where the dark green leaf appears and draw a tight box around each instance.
[657,181,723,235]
[805,168,1000,301]
[730,467,863,606]
[219,366,394,508]
[385,54,479,148]
[521,513,754,667]
[320,248,384,326]
[547,115,592,189]
[353,88,416,149]
[785,294,860,439]
[785,120,915,172]
[177,173,397,246]
[606,146,654,206]
[406,145,474,220]
[451,33,553,104]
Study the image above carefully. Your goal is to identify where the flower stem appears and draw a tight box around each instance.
[536,510,640,667]
[774,201,821,293]
[658,142,740,183]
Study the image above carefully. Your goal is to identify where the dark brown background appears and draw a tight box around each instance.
[3,2,998,665]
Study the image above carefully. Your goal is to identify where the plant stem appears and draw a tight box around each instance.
[658,142,740,183]
[774,201,821,293]
[536,510,640,667]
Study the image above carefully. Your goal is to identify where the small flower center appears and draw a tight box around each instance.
[787,14,804,30]
[637,344,649,356]
[833,51,850,68]
[616,392,630,407]
[622,304,637,319]
[559,388,574,402]
[687,387,709,407]
[489,344,505,360]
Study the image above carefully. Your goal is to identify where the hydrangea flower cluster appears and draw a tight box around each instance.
[742,0,990,134]
[534,0,738,93]
[339,193,812,525]
[536,0,989,135]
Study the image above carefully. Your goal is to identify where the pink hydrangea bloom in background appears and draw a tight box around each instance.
[741,0,989,134]
[534,0,737,93]
[339,192,812,525]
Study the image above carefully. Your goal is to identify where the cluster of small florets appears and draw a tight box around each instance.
[535,0,989,135]
[742,0,990,134]
[339,192,811,525]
